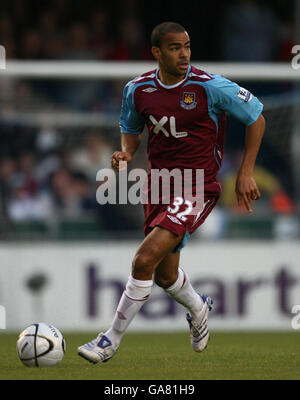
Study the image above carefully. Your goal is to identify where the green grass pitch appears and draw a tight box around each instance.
[1,331,299,380]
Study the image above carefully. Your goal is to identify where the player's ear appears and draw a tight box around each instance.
[151,46,160,61]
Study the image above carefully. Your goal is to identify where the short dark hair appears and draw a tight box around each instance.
[151,22,186,47]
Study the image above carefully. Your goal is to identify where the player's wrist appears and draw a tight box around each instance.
[237,162,255,177]
[121,150,134,160]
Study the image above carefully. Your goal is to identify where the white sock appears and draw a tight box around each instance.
[164,267,204,320]
[105,275,153,347]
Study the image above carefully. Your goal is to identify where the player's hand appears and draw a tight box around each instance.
[235,173,261,213]
[111,151,133,171]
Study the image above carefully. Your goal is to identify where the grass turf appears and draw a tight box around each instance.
[1,331,299,380]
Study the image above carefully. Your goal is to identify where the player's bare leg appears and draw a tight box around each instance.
[103,227,183,342]
[154,252,180,289]
[132,227,183,280]
[78,227,183,364]
[155,253,213,352]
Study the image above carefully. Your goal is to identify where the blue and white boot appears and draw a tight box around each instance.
[186,295,213,352]
[78,333,117,364]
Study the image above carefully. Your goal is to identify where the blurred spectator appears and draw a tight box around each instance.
[278,21,295,62]
[18,153,38,196]
[34,125,62,186]
[38,8,59,40]
[38,9,65,59]
[11,0,29,28]
[49,168,82,218]
[0,157,16,226]
[89,8,112,60]
[0,157,17,200]
[71,130,112,180]
[221,0,281,61]
[7,176,51,221]
[0,14,13,39]
[35,125,61,155]
[72,170,98,213]
[0,154,51,222]
[100,81,124,114]
[270,190,294,215]
[108,17,151,60]
[0,157,16,183]
[21,29,43,59]
[63,23,96,60]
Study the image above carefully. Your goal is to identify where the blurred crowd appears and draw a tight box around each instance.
[0,0,295,62]
[0,127,101,220]
[0,127,140,232]
[0,0,152,61]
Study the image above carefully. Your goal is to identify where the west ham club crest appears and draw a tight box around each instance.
[180,92,197,110]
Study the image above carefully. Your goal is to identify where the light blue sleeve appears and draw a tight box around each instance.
[204,75,263,126]
[119,81,145,134]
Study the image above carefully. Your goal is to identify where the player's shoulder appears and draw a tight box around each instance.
[189,66,231,88]
[189,66,215,82]
[132,69,156,84]
[124,69,157,94]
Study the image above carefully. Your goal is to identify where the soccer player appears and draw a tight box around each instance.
[78,22,265,363]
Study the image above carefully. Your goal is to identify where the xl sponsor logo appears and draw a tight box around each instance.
[149,115,188,138]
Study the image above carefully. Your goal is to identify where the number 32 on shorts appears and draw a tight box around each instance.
[167,197,193,222]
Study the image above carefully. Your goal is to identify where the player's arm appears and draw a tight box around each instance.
[205,76,265,212]
[112,80,145,171]
[235,113,265,213]
[111,133,142,171]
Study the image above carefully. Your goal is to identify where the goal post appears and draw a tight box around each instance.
[0,61,299,81]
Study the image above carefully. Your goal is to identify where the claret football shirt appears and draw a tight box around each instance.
[119,65,263,186]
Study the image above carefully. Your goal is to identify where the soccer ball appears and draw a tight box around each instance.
[17,322,66,367]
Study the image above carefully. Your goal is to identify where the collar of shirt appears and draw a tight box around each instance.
[155,65,191,89]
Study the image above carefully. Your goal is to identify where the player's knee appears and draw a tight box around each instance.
[132,252,156,278]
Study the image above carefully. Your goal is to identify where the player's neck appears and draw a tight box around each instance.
[157,69,186,86]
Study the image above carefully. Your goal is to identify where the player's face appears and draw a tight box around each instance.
[152,31,191,79]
